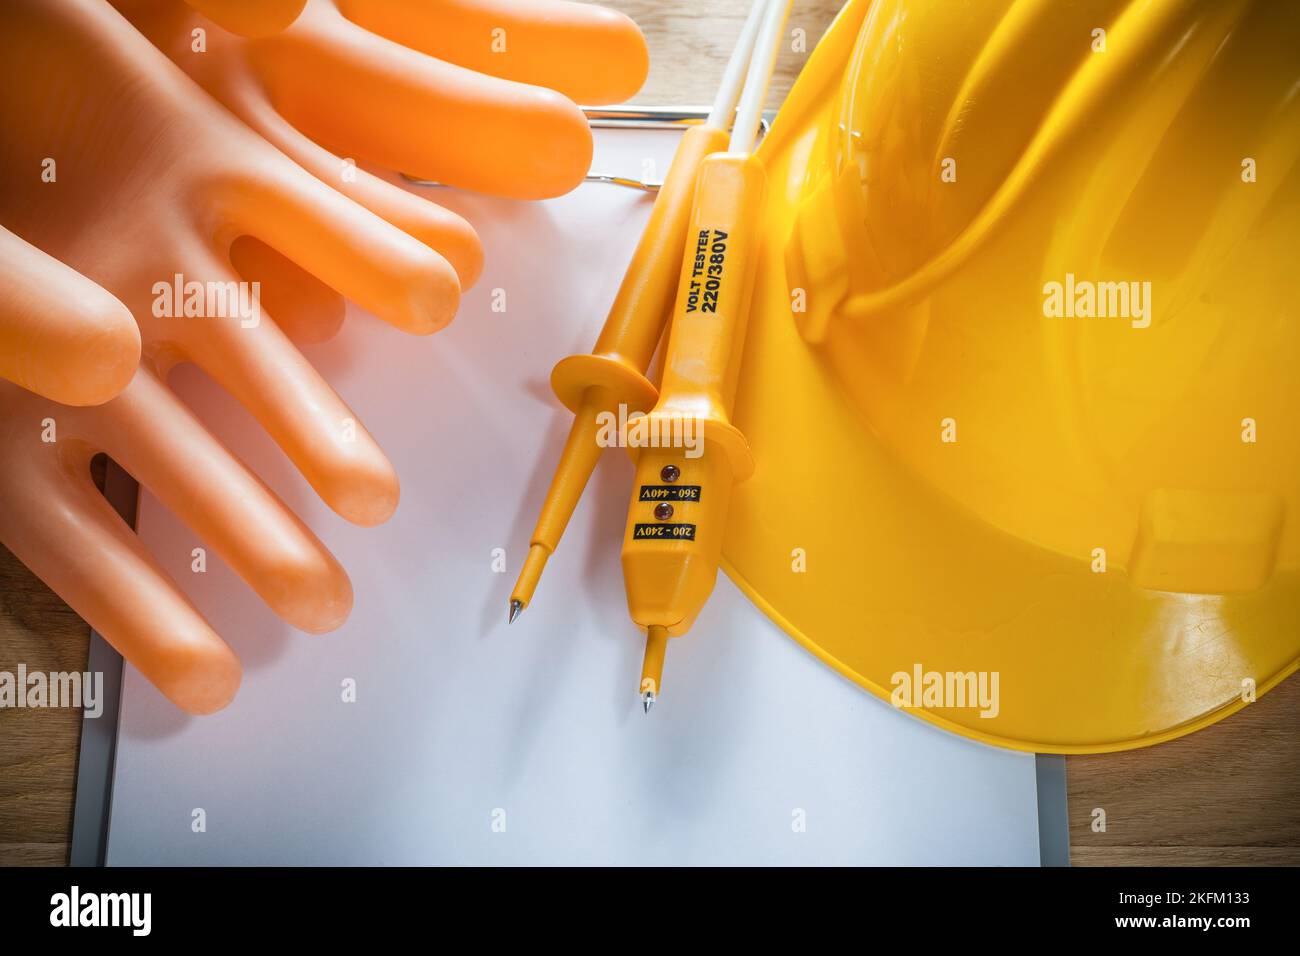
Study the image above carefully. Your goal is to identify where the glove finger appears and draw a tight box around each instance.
[0,226,140,406]
[0,382,240,714]
[220,147,460,335]
[248,3,592,199]
[79,368,356,630]
[152,257,399,527]
[224,88,485,288]
[338,0,648,105]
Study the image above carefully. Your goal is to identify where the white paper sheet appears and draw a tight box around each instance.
[104,128,1041,865]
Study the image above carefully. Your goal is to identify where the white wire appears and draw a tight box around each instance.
[729,0,792,154]
[706,0,767,131]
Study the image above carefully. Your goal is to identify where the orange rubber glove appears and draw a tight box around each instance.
[0,0,463,711]
[117,0,647,346]
[0,227,139,406]
[0,372,348,714]
[1,0,456,525]
[118,0,649,201]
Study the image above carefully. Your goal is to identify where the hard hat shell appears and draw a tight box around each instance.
[726,0,1300,752]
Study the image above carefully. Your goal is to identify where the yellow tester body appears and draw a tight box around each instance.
[622,152,766,696]
[510,124,731,619]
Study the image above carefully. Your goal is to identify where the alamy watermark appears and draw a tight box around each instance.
[1042,272,1151,329]
[595,404,703,459]
[50,886,150,936]
[152,272,260,328]
[0,666,104,718]
[890,663,1000,718]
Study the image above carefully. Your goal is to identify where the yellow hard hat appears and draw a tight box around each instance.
[725,0,1300,752]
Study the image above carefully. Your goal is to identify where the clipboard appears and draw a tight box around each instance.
[70,115,1066,866]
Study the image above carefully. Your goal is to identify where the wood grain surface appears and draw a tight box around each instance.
[1068,676,1300,866]
[1,0,1296,868]
[603,0,843,107]
[0,545,89,867]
